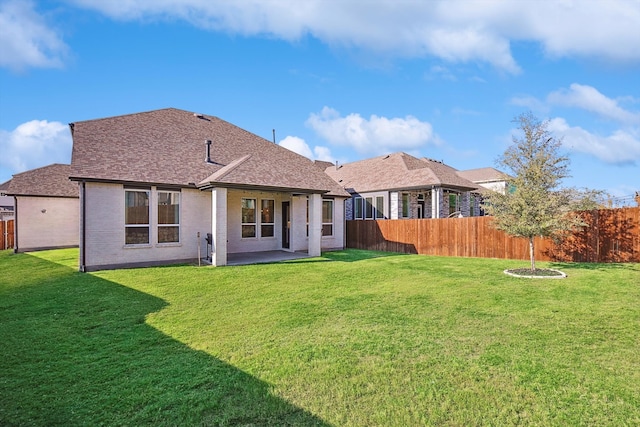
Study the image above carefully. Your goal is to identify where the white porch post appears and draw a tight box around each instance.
[390,192,399,219]
[308,193,322,257]
[431,187,442,218]
[211,187,227,266]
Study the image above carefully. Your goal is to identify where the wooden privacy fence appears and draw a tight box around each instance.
[346,207,640,263]
[1,220,14,251]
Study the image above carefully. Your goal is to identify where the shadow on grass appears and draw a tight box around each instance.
[0,252,330,426]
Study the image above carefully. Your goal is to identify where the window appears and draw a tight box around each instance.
[449,193,459,216]
[375,196,384,219]
[322,199,333,236]
[261,199,275,237]
[365,197,374,219]
[241,198,256,238]
[158,191,180,243]
[402,193,410,218]
[354,197,363,220]
[125,189,150,244]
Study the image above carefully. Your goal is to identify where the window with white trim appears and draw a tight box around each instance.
[354,197,363,220]
[241,198,257,238]
[322,199,333,236]
[158,190,180,243]
[365,197,374,219]
[261,199,275,238]
[375,196,384,219]
[125,189,150,245]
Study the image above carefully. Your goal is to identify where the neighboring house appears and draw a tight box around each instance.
[0,179,15,222]
[69,108,349,271]
[4,164,79,252]
[323,152,481,220]
[457,167,510,194]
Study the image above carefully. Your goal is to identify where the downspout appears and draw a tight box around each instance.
[80,181,86,272]
[12,196,18,253]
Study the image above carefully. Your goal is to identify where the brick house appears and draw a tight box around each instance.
[322,152,481,220]
[69,108,348,271]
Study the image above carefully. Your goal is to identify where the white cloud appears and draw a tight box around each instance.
[68,0,640,73]
[278,135,334,162]
[0,0,68,71]
[306,106,436,155]
[313,146,334,162]
[510,95,549,114]
[549,117,640,165]
[279,135,313,158]
[0,120,72,174]
[548,83,640,125]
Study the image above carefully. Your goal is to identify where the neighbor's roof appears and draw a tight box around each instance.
[0,179,10,195]
[70,108,349,197]
[324,152,478,193]
[457,167,510,183]
[5,164,78,198]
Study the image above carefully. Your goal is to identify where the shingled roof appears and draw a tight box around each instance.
[0,179,10,195]
[5,164,78,198]
[457,167,510,184]
[70,108,348,196]
[324,152,478,193]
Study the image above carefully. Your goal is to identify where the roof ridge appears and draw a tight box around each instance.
[70,108,218,125]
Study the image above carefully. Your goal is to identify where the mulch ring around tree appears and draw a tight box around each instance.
[504,268,567,279]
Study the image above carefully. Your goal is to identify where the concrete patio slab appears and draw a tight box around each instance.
[226,250,311,266]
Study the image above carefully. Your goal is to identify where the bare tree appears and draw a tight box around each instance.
[482,112,589,271]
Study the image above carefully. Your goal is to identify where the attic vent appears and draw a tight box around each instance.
[194,113,204,119]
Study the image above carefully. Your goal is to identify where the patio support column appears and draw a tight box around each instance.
[431,187,442,218]
[211,187,227,266]
[308,193,322,257]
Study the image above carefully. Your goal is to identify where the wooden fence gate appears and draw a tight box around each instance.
[1,220,14,251]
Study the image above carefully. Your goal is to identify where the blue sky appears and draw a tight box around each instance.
[1,0,639,202]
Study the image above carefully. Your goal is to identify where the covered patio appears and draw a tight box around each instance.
[208,250,313,266]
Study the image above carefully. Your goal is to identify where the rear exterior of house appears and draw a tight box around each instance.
[5,164,79,252]
[324,153,481,220]
[70,108,348,271]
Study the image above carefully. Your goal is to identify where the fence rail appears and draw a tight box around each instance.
[346,207,640,263]
[1,220,14,251]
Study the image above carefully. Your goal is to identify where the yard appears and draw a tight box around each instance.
[1,248,639,426]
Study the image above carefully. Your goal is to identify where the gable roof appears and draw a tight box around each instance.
[457,167,510,183]
[324,152,478,193]
[5,164,78,198]
[70,108,348,196]
[0,179,10,195]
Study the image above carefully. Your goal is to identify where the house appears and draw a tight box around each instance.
[457,167,510,194]
[69,108,349,271]
[0,179,14,222]
[323,152,481,220]
[3,164,79,252]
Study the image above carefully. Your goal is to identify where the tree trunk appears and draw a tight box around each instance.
[529,237,536,271]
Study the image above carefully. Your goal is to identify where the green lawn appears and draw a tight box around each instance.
[1,248,639,426]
